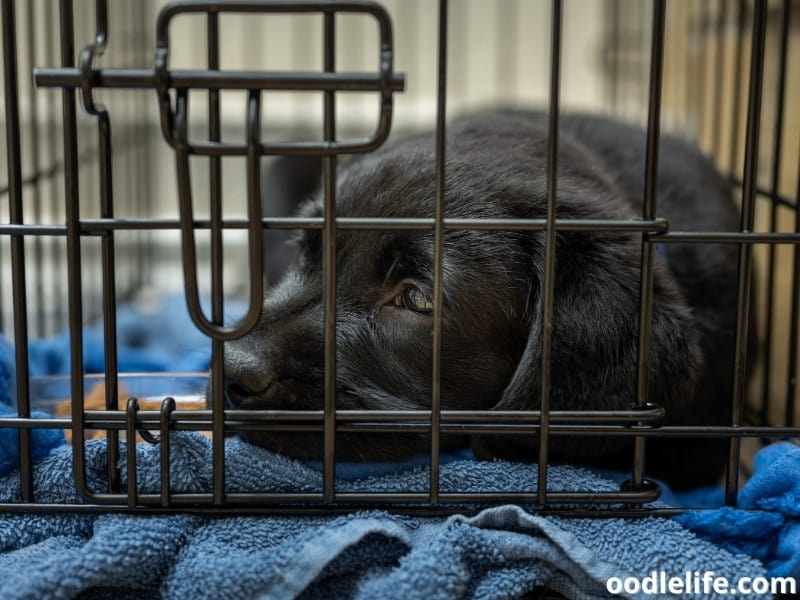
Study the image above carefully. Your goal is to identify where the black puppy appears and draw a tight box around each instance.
[222,110,741,489]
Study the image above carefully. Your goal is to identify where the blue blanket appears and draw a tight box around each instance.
[0,297,793,598]
[677,441,800,579]
[0,432,771,600]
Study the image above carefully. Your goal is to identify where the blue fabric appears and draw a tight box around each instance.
[0,432,770,600]
[0,335,15,407]
[24,295,216,377]
[677,441,800,579]
[0,405,65,477]
[1,295,216,405]
[0,338,66,475]
[0,294,217,474]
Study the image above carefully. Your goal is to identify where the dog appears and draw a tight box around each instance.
[220,110,743,489]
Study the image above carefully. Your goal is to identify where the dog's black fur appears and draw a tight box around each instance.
[221,110,742,489]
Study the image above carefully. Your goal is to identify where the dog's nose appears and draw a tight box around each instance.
[224,378,265,400]
[223,342,277,405]
[223,364,281,407]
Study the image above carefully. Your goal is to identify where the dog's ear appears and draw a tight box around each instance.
[472,231,704,461]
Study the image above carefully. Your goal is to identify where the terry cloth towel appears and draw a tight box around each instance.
[677,441,800,579]
[0,432,769,600]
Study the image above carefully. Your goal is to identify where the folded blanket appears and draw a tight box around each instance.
[677,441,800,579]
[0,432,770,600]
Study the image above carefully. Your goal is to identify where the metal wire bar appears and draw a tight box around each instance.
[208,11,226,506]
[0,503,690,518]
[172,88,264,341]
[159,398,175,508]
[632,0,666,489]
[537,0,562,506]
[727,0,746,176]
[7,414,800,439]
[787,132,800,426]
[25,0,45,338]
[2,0,33,502]
[758,0,791,426]
[657,231,800,244]
[125,398,138,507]
[0,488,669,514]
[429,0,448,506]
[725,0,767,507]
[0,216,673,234]
[77,0,121,494]
[59,0,94,503]
[44,0,64,335]
[710,0,726,159]
[36,67,405,93]
[322,10,338,504]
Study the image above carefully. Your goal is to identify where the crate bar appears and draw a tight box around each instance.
[125,399,138,507]
[787,134,800,425]
[43,4,64,334]
[8,221,800,241]
[322,10,337,504]
[1,0,33,501]
[58,0,93,502]
[6,414,800,439]
[759,0,791,425]
[3,406,664,426]
[695,1,710,144]
[727,0,746,175]
[725,0,767,507]
[78,0,122,493]
[159,398,175,508]
[170,89,265,341]
[88,133,393,157]
[0,504,687,519]
[607,0,620,112]
[632,0,666,488]
[155,0,395,33]
[429,0,448,505]
[0,216,671,234]
[710,0,726,159]
[208,11,226,506]
[25,0,45,337]
[659,231,800,244]
[0,488,659,510]
[538,0,562,506]
[34,67,404,94]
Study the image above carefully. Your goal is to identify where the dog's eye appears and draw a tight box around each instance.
[394,285,434,314]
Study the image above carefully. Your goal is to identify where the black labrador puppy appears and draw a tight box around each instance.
[221,110,742,489]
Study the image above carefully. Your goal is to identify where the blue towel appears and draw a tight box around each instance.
[0,336,66,475]
[0,335,15,407]
[0,432,770,600]
[677,441,800,579]
[0,294,221,474]
[24,295,218,377]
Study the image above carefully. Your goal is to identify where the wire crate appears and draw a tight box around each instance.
[0,0,798,519]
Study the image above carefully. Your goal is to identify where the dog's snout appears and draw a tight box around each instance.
[224,378,268,400]
[222,341,276,403]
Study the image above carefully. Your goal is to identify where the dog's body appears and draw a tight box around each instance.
[222,111,741,489]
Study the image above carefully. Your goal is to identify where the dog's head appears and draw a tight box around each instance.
[221,112,702,464]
